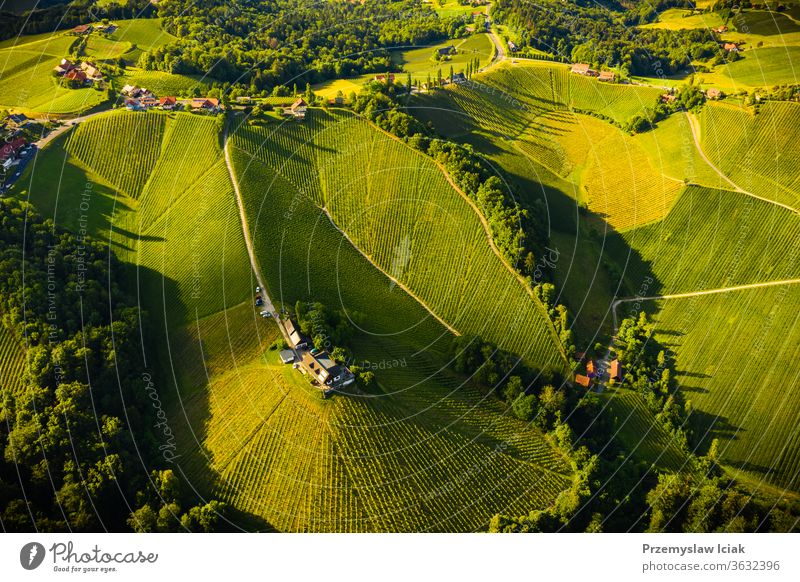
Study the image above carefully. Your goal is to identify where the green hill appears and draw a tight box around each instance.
[231,109,567,372]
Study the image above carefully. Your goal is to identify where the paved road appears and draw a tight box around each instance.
[33,110,108,149]
[222,127,290,345]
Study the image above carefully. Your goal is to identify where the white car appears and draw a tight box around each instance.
[260,310,272,318]
[256,286,261,292]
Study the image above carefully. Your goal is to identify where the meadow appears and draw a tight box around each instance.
[650,284,800,493]
[0,34,107,115]
[312,33,493,97]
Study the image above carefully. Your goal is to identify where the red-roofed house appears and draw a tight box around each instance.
[159,96,177,110]
[586,360,597,378]
[285,97,307,119]
[65,69,88,85]
[73,24,93,35]
[723,42,740,52]
[609,360,623,382]
[1,138,26,170]
[598,70,616,83]
[575,374,592,388]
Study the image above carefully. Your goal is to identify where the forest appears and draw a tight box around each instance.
[0,198,224,532]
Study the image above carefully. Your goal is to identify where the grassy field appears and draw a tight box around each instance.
[700,101,800,210]
[0,34,108,114]
[615,185,800,295]
[231,110,567,372]
[391,33,494,83]
[108,18,176,53]
[703,46,800,88]
[634,111,727,188]
[650,284,800,493]
[312,34,493,97]
[119,68,209,96]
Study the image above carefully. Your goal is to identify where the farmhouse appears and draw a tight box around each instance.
[586,360,597,378]
[714,25,728,34]
[95,23,117,34]
[53,58,76,75]
[6,113,28,128]
[188,97,221,111]
[298,350,354,391]
[285,319,307,349]
[450,72,467,84]
[723,42,740,52]
[507,40,518,52]
[706,87,723,100]
[575,374,592,388]
[609,360,623,382]
[65,69,88,84]
[661,93,676,104]
[373,74,395,84]
[140,96,159,108]
[285,97,307,119]
[72,24,93,35]
[437,45,456,56]
[80,61,102,80]
[598,70,616,82]
[125,99,142,111]
[0,138,26,170]
[159,96,178,109]
[570,63,596,76]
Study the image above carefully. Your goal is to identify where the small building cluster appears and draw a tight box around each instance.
[570,63,616,82]
[281,319,355,395]
[121,85,221,112]
[0,137,28,171]
[722,42,741,53]
[72,22,117,35]
[53,59,104,86]
[573,356,623,389]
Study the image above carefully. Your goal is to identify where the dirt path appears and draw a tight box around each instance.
[610,278,800,340]
[318,207,460,336]
[686,112,799,215]
[223,127,290,345]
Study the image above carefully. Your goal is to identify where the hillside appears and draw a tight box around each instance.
[230,109,568,372]
[649,285,800,493]
[10,106,576,531]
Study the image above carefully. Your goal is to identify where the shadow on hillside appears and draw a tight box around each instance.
[689,409,742,451]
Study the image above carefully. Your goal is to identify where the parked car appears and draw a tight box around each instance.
[260,310,271,318]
